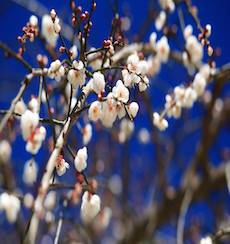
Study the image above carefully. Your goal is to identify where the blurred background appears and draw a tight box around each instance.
[0,0,230,243]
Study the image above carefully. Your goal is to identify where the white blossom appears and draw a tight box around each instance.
[26,126,46,155]
[155,11,166,31]
[55,155,70,176]
[44,191,56,210]
[192,73,207,96]
[138,128,150,144]
[67,60,86,88]
[88,101,102,122]
[127,102,139,118]
[74,147,88,172]
[53,17,61,34]
[70,45,78,59]
[186,35,203,64]
[181,87,197,108]
[94,206,112,230]
[0,140,11,164]
[200,236,213,244]
[159,0,175,12]
[127,52,140,73]
[122,69,140,87]
[14,99,26,115]
[112,80,129,103]
[100,99,117,127]
[0,193,20,223]
[81,191,101,224]
[199,64,211,80]
[48,59,65,81]
[20,109,39,140]
[118,118,134,143]
[149,32,157,48]
[91,72,106,94]
[29,15,38,27]
[183,25,193,40]
[165,94,182,118]
[147,56,161,76]
[138,76,149,92]
[28,97,39,113]
[83,124,92,145]
[23,193,34,209]
[41,15,58,47]
[136,60,149,76]
[156,36,170,63]
[153,112,168,131]
[23,159,38,185]
[205,24,212,37]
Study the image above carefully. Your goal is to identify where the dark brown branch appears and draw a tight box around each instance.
[0,41,32,72]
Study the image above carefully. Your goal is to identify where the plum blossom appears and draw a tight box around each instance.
[81,191,101,224]
[91,72,106,94]
[165,94,182,119]
[44,191,56,210]
[159,0,175,12]
[192,73,207,96]
[29,15,38,27]
[14,99,26,115]
[94,206,112,231]
[55,155,70,176]
[155,11,166,31]
[23,193,34,209]
[26,126,46,154]
[127,102,139,118]
[183,25,193,40]
[20,109,39,140]
[70,45,78,59]
[200,236,213,244]
[88,101,102,121]
[185,35,203,65]
[181,87,197,108]
[112,80,129,103]
[127,52,140,73]
[23,159,38,186]
[41,15,59,47]
[74,147,88,172]
[100,99,117,127]
[156,36,170,63]
[118,118,134,143]
[48,59,65,81]
[0,193,20,223]
[122,69,140,87]
[82,124,92,145]
[67,60,86,88]
[153,112,168,131]
[28,97,39,113]
[0,140,11,164]
[138,76,149,92]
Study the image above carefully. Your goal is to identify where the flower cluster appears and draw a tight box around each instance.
[42,10,61,47]
[147,33,170,77]
[122,52,149,92]
[183,25,204,71]
[20,107,46,155]
[88,79,139,127]
[67,60,86,88]
[48,59,65,81]
[153,64,213,131]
